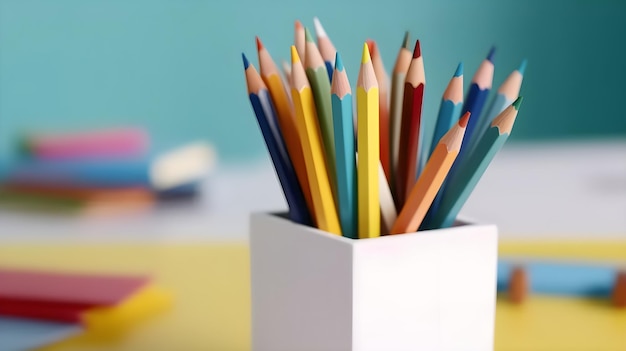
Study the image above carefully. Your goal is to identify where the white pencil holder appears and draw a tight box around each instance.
[249,212,498,351]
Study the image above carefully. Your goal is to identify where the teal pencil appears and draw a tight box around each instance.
[304,28,338,201]
[429,63,464,158]
[470,60,526,154]
[331,53,357,239]
[427,97,523,229]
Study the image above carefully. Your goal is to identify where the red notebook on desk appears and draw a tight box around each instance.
[0,268,149,322]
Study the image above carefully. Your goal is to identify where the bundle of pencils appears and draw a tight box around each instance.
[243,18,525,239]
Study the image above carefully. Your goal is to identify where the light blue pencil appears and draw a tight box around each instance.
[331,53,357,239]
[426,97,522,229]
[429,63,464,157]
[470,59,526,154]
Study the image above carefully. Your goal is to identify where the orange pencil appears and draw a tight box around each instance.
[367,40,391,184]
[396,40,425,208]
[390,112,469,234]
[257,37,315,219]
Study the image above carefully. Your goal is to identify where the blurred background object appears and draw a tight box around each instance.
[0,126,216,217]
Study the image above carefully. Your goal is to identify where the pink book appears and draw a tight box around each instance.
[24,127,149,160]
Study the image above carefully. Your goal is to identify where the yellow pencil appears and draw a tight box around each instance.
[390,112,469,234]
[290,46,341,235]
[357,43,380,239]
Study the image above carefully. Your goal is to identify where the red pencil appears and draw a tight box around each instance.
[395,40,425,208]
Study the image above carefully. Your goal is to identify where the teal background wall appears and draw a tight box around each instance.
[1,0,625,162]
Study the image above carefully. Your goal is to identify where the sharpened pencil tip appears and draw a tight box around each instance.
[255,36,263,51]
[290,46,301,63]
[412,40,421,59]
[366,39,375,55]
[313,17,327,38]
[518,59,527,75]
[295,20,303,31]
[361,42,371,64]
[402,31,410,49]
[459,112,470,127]
[512,96,523,110]
[304,27,315,43]
[454,62,463,77]
[242,53,250,69]
[335,52,344,71]
[486,46,496,63]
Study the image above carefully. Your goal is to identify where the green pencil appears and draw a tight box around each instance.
[304,28,337,200]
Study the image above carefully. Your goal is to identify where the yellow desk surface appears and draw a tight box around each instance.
[0,241,624,351]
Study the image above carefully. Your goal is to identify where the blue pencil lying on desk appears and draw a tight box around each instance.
[498,259,620,298]
[4,141,215,192]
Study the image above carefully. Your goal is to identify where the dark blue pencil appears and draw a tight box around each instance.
[243,53,312,226]
[459,47,496,153]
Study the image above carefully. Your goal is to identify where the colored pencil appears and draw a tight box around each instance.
[294,21,306,65]
[257,37,315,219]
[389,32,411,198]
[331,52,357,239]
[367,39,392,185]
[459,47,496,153]
[429,63,464,158]
[243,54,312,226]
[378,160,397,235]
[357,43,380,239]
[391,112,468,234]
[355,155,397,236]
[304,28,337,200]
[290,46,342,235]
[395,40,425,209]
[427,97,522,229]
[313,17,337,81]
[471,59,526,154]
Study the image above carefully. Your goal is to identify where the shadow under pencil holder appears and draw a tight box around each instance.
[249,212,499,351]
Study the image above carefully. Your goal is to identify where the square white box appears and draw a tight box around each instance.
[250,212,498,351]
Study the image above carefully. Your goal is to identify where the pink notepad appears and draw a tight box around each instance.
[24,127,149,160]
[0,268,150,321]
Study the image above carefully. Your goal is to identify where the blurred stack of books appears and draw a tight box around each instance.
[0,267,171,351]
[0,127,216,216]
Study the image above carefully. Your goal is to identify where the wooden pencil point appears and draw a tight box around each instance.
[518,59,528,75]
[454,62,463,77]
[242,53,250,69]
[305,27,315,43]
[613,271,626,308]
[458,112,470,127]
[361,43,371,64]
[412,40,421,59]
[255,36,263,51]
[290,46,301,64]
[486,46,496,63]
[509,266,528,304]
[402,31,410,49]
[295,20,303,31]
[513,96,523,110]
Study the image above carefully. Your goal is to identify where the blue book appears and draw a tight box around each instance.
[3,141,216,191]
